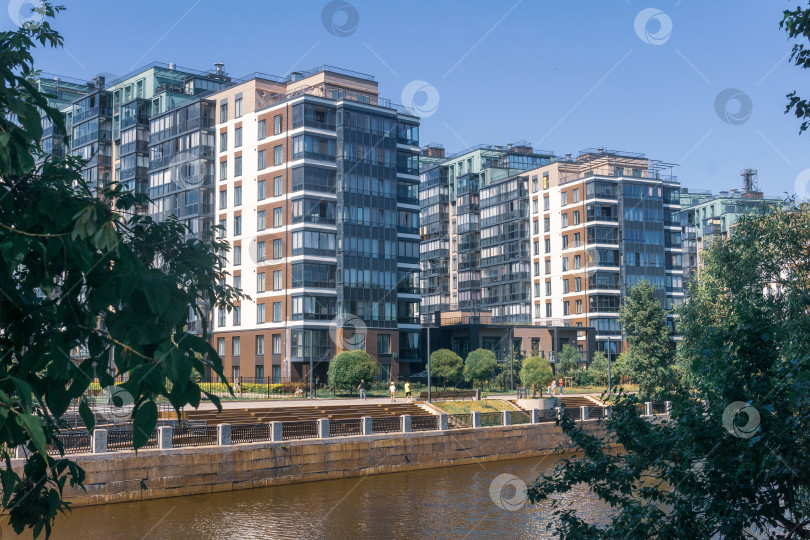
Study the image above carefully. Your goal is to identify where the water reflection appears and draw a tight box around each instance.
[4,455,611,539]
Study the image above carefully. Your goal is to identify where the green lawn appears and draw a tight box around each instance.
[431,399,520,415]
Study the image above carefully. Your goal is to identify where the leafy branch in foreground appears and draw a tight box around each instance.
[0,4,243,537]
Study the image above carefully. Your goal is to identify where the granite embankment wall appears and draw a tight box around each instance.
[17,421,606,507]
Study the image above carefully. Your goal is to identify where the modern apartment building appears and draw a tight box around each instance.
[528,148,684,360]
[209,67,421,383]
[679,169,780,284]
[419,143,555,324]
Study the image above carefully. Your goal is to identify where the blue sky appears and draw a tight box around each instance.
[5,0,808,198]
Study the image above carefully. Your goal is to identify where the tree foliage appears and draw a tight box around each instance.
[430,349,463,389]
[327,350,376,394]
[556,344,581,379]
[0,7,241,537]
[782,4,810,133]
[520,356,554,390]
[528,204,810,539]
[617,280,676,400]
[463,348,497,388]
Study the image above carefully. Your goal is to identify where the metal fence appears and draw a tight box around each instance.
[448,413,471,429]
[329,419,362,437]
[231,424,271,444]
[511,411,531,425]
[107,427,159,451]
[371,416,401,434]
[652,402,668,414]
[282,421,318,441]
[562,407,581,421]
[480,412,503,427]
[588,406,605,420]
[173,426,217,447]
[48,431,91,455]
[411,415,438,432]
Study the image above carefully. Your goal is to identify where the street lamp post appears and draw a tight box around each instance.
[426,323,431,402]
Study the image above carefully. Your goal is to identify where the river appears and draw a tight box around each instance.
[4,456,611,539]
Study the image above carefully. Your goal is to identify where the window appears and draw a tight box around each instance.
[532,199,538,213]
[220,103,228,122]
[545,282,551,296]
[532,176,538,192]
[273,302,282,322]
[257,241,265,262]
[274,176,283,196]
[534,262,540,276]
[563,279,570,293]
[562,257,569,271]
[544,239,551,253]
[220,132,227,152]
[544,196,549,211]
[218,308,226,327]
[533,240,539,256]
[273,239,282,259]
[543,174,549,189]
[233,245,241,265]
[575,300,582,314]
[233,306,241,326]
[562,235,569,249]
[533,221,539,234]
[219,189,227,209]
[573,188,580,203]
[255,365,264,379]
[562,213,569,228]
[272,334,281,354]
[274,207,283,227]
[257,303,265,324]
[257,210,266,230]
[561,192,568,206]
[216,337,225,356]
[258,119,266,140]
[258,180,266,200]
[234,97,242,118]
[234,127,242,147]
[545,260,551,274]
[232,336,240,355]
[233,215,242,236]
[377,334,391,354]
[274,145,283,165]
[274,115,282,135]
[573,210,580,225]
[546,303,552,317]
[273,270,282,291]
[219,218,226,237]
[574,232,581,247]
[257,272,265,292]
[574,255,581,269]
[564,301,570,316]
[258,149,266,170]
[234,185,242,206]
[220,160,227,180]
[233,275,241,291]
[575,277,582,292]
[232,366,240,380]
[544,217,550,232]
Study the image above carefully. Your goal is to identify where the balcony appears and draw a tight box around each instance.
[397,225,419,235]
[119,140,149,156]
[120,166,148,181]
[399,347,420,359]
[397,316,420,325]
[73,106,112,124]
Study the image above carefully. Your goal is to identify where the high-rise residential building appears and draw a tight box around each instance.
[679,169,781,284]
[529,148,684,361]
[34,74,92,161]
[419,143,555,324]
[210,66,420,383]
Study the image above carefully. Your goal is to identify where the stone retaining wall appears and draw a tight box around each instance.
[17,421,606,507]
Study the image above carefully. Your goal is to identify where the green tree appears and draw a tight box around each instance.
[617,280,676,400]
[556,344,581,379]
[430,349,463,390]
[327,350,376,395]
[0,7,241,537]
[463,348,497,390]
[782,4,810,133]
[529,204,810,538]
[580,350,608,387]
[519,356,554,396]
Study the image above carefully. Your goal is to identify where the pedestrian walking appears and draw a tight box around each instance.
[404,381,411,400]
[358,379,367,400]
[559,378,564,395]
[550,379,557,395]
[389,381,396,402]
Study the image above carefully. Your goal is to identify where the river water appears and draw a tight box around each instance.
[5,456,611,539]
